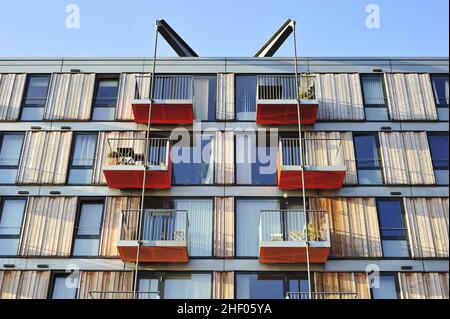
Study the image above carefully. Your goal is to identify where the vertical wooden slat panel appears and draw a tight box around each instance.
[315,74,364,120]
[17,131,72,184]
[214,197,235,257]
[19,197,77,256]
[115,73,148,120]
[310,197,382,257]
[399,273,449,299]
[99,196,141,257]
[216,73,234,120]
[43,73,95,120]
[379,131,409,184]
[0,73,26,121]
[314,272,370,299]
[214,130,235,184]
[0,271,50,299]
[385,73,438,120]
[77,271,134,299]
[404,198,449,258]
[91,131,146,184]
[213,272,234,299]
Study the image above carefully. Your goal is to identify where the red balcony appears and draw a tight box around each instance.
[259,210,330,264]
[256,75,318,125]
[277,138,346,190]
[103,137,172,189]
[117,209,189,263]
[132,75,194,124]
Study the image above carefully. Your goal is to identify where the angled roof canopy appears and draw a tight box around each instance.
[157,19,198,57]
[255,19,295,57]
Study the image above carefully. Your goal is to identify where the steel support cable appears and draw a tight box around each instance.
[292,20,312,299]
[133,20,159,299]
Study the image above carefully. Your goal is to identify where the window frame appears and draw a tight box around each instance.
[19,74,51,122]
[90,74,120,122]
[67,132,98,185]
[375,198,410,258]
[353,132,384,185]
[427,132,449,185]
[0,132,25,185]
[360,73,390,122]
[0,197,27,257]
[370,272,400,300]
[71,198,105,257]
[430,74,449,107]
[48,272,78,300]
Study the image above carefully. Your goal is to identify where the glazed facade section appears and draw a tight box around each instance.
[0,57,448,299]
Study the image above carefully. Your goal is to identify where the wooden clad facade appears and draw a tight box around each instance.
[77,271,134,299]
[399,272,449,299]
[315,73,364,120]
[44,73,95,120]
[0,271,50,299]
[310,197,382,258]
[216,73,234,120]
[214,197,235,257]
[213,272,234,299]
[404,198,449,258]
[19,197,77,256]
[314,272,371,299]
[379,131,435,185]
[385,73,438,120]
[16,131,73,184]
[0,73,26,121]
[214,130,235,184]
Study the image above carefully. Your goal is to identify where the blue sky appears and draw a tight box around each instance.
[0,0,448,57]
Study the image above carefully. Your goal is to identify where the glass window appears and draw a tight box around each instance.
[236,133,278,185]
[376,199,409,257]
[372,274,398,299]
[0,198,26,256]
[193,76,216,121]
[92,77,119,121]
[235,75,257,121]
[361,75,388,121]
[236,199,279,257]
[20,75,50,121]
[173,199,213,256]
[72,201,104,256]
[431,75,449,106]
[172,134,214,185]
[236,273,309,299]
[0,133,24,184]
[428,134,449,185]
[354,133,383,185]
[68,133,97,184]
[51,275,78,299]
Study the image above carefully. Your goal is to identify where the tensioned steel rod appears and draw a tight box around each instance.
[134,20,159,299]
[292,20,312,299]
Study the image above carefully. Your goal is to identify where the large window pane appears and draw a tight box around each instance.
[68,134,97,184]
[236,199,279,257]
[236,273,284,299]
[0,199,26,256]
[236,134,277,185]
[92,77,118,120]
[73,202,104,256]
[173,199,213,256]
[372,275,398,299]
[193,76,216,121]
[354,134,383,185]
[361,75,385,105]
[236,75,257,121]
[163,274,212,299]
[0,133,24,184]
[20,75,50,121]
[431,75,449,106]
[428,134,449,185]
[172,134,214,185]
[51,276,77,299]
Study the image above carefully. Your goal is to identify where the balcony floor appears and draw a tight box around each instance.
[117,240,189,263]
[256,99,318,124]
[132,99,194,124]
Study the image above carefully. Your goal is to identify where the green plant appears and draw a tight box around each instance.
[302,224,323,242]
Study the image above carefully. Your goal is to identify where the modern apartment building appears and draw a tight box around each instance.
[0,21,448,300]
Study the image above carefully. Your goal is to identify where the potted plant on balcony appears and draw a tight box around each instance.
[106,151,118,165]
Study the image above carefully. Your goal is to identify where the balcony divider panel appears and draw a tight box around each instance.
[399,272,449,299]
[99,196,141,257]
[379,132,435,185]
[213,197,235,257]
[303,131,357,184]
[314,272,370,299]
[0,271,51,299]
[314,73,364,120]
[17,131,73,184]
[213,271,234,299]
[77,271,134,299]
[43,73,95,120]
[19,197,77,256]
[310,197,382,257]
[216,73,234,120]
[385,73,438,120]
[404,198,449,258]
[0,73,26,120]
[214,130,235,184]
[91,131,146,185]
